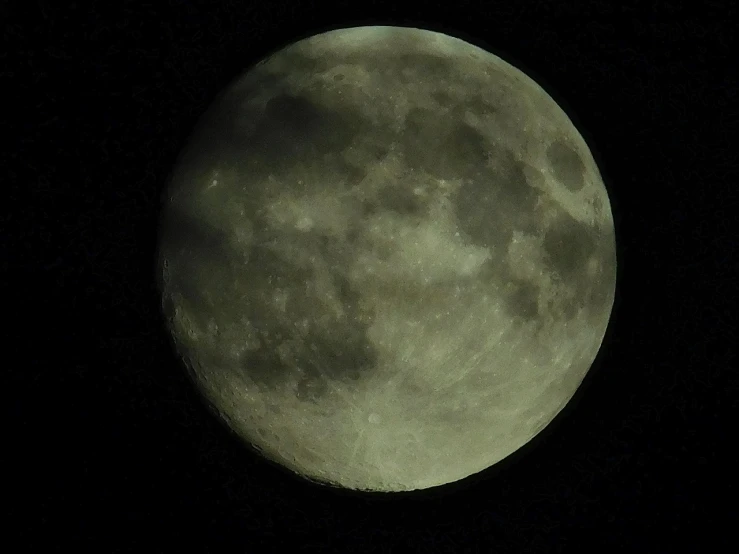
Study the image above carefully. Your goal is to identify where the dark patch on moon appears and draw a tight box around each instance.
[360,200,379,218]
[338,160,369,188]
[454,147,541,250]
[233,105,384,198]
[374,183,425,216]
[505,279,541,320]
[539,211,616,321]
[239,339,292,389]
[236,241,379,400]
[447,123,491,173]
[545,139,586,192]
[241,245,315,308]
[558,293,581,321]
[159,206,250,313]
[451,143,603,325]
[342,133,395,178]
[239,92,377,190]
[587,231,617,317]
[252,94,357,161]
[431,90,454,108]
[476,259,542,323]
[542,211,597,283]
[400,107,489,180]
[465,94,497,116]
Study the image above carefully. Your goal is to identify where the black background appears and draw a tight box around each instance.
[6,0,736,552]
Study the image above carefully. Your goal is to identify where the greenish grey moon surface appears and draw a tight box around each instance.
[158,26,617,492]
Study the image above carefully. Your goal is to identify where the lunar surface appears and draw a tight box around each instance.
[157,26,617,492]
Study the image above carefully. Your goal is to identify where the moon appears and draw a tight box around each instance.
[157,26,617,492]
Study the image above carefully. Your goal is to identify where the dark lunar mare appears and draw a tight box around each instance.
[237,233,379,402]
[545,139,586,192]
[160,209,379,404]
[541,209,615,320]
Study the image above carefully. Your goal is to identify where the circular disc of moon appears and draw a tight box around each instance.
[157,26,617,492]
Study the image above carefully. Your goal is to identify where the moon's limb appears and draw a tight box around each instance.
[158,26,616,491]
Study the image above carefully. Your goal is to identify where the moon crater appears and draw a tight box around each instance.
[546,139,587,192]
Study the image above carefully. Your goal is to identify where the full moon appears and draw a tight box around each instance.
[157,26,617,492]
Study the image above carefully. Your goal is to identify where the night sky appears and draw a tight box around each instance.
[7,0,736,552]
